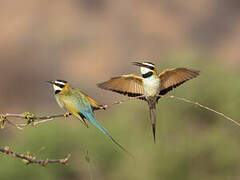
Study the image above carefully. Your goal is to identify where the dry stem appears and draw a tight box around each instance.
[112,94,240,128]
[0,146,71,167]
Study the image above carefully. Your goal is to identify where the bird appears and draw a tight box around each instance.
[97,62,200,142]
[47,79,132,156]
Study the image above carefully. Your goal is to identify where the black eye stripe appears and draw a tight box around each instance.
[149,66,155,70]
[56,79,67,83]
[142,71,153,78]
[142,64,155,70]
[144,62,155,66]
[55,83,65,88]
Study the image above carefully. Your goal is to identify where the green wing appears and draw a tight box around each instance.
[57,92,89,128]
[78,90,106,111]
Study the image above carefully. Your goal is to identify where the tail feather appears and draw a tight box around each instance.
[86,113,133,157]
[149,102,157,143]
[76,112,89,128]
[152,123,156,143]
[78,113,88,128]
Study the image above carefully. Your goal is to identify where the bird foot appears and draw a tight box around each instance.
[64,112,71,117]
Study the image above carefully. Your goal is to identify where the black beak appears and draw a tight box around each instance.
[46,80,54,84]
[132,61,144,67]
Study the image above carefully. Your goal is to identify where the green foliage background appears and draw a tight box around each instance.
[1,57,240,180]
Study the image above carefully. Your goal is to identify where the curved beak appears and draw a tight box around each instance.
[46,80,54,84]
[132,61,144,67]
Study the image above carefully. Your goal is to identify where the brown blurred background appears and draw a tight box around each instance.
[1,0,240,180]
[0,0,240,112]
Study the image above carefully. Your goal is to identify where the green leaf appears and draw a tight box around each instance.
[24,112,36,121]
[1,120,6,129]
[22,159,29,164]
[0,115,5,122]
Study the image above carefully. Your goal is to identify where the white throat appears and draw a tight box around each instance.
[53,84,62,91]
[140,67,153,74]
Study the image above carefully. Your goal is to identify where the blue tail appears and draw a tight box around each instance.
[85,113,133,157]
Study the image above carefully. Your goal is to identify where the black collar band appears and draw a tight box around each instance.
[55,90,61,94]
[55,83,65,88]
[142,71,153,78]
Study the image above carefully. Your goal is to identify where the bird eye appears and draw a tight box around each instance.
[148,66,155,70]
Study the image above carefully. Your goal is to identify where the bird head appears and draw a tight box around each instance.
[46,79,70,94]
[132,61,157,78]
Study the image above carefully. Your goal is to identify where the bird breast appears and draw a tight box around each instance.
[142,76,160,97]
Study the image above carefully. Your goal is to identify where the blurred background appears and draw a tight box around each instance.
[1,0,240,179]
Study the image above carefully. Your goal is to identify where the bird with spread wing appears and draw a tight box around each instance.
[97,62,200,142]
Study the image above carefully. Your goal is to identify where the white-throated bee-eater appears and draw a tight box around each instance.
[47,79,131,156]
[97,62,200,142]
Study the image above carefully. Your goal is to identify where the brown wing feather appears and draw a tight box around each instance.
[158,68,199,98]
[80,90,106,111]
[97,74,145,98]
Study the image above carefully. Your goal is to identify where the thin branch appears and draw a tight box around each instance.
[0,100,138,130]
[112,94,240,128]
[2,93,238,130]
[107,95,146,107]
[0,106,108,130]
[0,146,71,167]
[85,150,93,180]
[0,112,72,130]
[158,95,240,128]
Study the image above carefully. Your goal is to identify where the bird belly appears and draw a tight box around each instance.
[143,77,160,97]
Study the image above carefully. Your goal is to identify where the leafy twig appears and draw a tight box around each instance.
[0,112,72,130]
[0,105,108,130]
[0,146,71,167]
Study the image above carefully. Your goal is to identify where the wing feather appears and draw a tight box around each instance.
[158,68,199,97]
[79,90,106,111]
[59,98,89,127]
[97,74,144,98]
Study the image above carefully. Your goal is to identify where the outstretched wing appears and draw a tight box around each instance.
[158,68,199,100]
[97,74,145,98]
[79,90,106,111]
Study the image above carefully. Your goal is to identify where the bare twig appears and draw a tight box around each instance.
[0,146,71,167]
[108,95,146,107]
[158,95,240,128]
[85,150,93,180]
[112,94,240,128]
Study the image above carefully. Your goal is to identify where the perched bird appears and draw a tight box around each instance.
[97,62,200,142]
[47,79,131,156]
